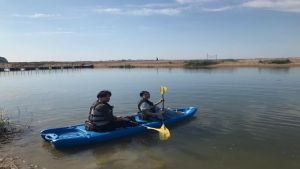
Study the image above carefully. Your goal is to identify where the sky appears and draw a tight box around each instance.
[0,0,300,62]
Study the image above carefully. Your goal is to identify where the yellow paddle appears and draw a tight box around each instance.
[147,86,170,140]
[144,123,170,140]
[160,86,168,110]
[128,120,170,140]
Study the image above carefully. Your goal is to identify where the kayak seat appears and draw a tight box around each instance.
[44,133,58,141]
[134,115,147,123]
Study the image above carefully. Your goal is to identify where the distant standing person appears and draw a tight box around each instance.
[138,91,164,121]
[85,90,136,132]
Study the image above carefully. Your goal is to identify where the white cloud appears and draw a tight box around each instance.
[94,0,300,16]
[131,3,177,8]
[13,13,61,19]
[202,6,233,12]
[176,0,216,4]
[129,8,181,16]
[95,8,122,15]
[94,1,217,16]
[242,0,300,13]
[95,7,181,16]
[177,0,300,13]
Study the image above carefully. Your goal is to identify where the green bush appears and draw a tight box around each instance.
[0,56,8,63]
[259,58,291,64]
[271,59,291,64]
[220,59,238,62]
[118,64,135,68]
[0,112,9,135]
[184,60,220,67]
[0,110,28,142]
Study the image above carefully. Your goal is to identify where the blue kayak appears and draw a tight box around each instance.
[41,107,197,149]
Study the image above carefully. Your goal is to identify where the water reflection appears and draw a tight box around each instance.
[258,67,290,74]
[42,141,67,159]
[0,69,83,77]
[183,67,238,74]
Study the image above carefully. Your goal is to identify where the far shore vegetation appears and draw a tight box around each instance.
[1,57,299,70]
[184,60,220,68]
[113,64,136,68]
[0,56,8,63]
[258,58,291,64]
[184,59,240,68]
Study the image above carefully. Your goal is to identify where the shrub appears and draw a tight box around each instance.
[0,56,8,63]
[220,59,238,62]
[118,64,135,68]
[270,59,291,64]
[184,60,220,67]
[0,110,28,141]
[259,58,291,64]
[0,112,9,135]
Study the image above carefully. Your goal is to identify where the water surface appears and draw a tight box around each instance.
[1,68,300,169]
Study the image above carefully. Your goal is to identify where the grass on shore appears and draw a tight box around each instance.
[118,64,135,68]
[259,58,292,64]
[0,110,28,142]
[109,64,136,68]
[184,60,220,68]
[0,110,37,169]
[184,59,241,68]
[0,112,10,135]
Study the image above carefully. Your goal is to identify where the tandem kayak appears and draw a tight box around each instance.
[41,107,197,149]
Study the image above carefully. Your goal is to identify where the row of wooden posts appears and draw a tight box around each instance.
[0,64,94,72]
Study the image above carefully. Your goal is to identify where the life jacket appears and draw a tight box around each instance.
[138,99,156,113]
[88,101,113,127]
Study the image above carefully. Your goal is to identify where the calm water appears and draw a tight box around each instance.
[1,68,300,169]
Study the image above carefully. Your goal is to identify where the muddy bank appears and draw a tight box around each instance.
[0,113,39,169]
[0,154,45,169]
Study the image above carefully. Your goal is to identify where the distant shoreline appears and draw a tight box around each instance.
[1,57,300,71]
[92,57,300,68]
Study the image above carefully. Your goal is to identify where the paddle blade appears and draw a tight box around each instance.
[145,124,171,141]
[158,124,171,141]
[160,86,168,95]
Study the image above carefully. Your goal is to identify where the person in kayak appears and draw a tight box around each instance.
[138,91,164,121]
[85,90,137,132]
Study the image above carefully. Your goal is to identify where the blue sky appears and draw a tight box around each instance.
[0,0,300,62]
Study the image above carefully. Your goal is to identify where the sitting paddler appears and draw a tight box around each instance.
[138,91,165,121]
[85,90,137,132]
[138,90,184,121]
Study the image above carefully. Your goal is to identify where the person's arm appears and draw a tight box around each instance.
[154,98,164,106]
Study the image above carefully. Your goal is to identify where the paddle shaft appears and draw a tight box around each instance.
[127,120,154,129]
[162,94,165,112]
